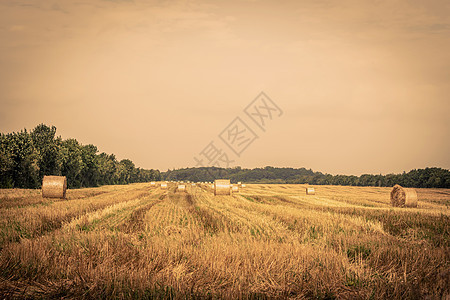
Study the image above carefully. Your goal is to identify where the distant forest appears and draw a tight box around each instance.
[0,124,161,188]
[163,166,450,188]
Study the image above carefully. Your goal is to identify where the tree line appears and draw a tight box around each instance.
[2,124,448,189]
[0,124,160,188]
[163,166,450,188]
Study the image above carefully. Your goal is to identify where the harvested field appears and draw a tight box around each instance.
[0,183,448,299]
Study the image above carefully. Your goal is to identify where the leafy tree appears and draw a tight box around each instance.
[118,159,135,184]
[0,130,39,188]
[0,133,15,188]
[31,124,60,180]
[97,153,118,185]
[59,139,84,188]
[80,144,99,187]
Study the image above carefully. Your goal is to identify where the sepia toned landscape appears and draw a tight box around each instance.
[1,0,449,298]
[0,183,448,298]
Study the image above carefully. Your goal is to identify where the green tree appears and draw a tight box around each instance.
[31,124,60,180]
[79,144,99,187]
[59,139,84,188]
[97,153,118,185]
[0,130,39,188]
[118,159,135,184]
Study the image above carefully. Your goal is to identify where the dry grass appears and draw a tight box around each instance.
[0,183,448,299]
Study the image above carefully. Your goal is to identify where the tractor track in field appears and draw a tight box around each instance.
[120,197,164,233]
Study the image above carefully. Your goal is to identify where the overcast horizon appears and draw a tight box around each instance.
[1,0,449,176]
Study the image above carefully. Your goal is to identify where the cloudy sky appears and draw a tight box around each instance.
[1,0,449,174]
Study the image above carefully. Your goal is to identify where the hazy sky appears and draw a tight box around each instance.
[1,0,449,175]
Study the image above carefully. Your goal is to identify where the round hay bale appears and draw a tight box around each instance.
[231,184,239,193]
[161,182,168,190]
[241,184,246,188]
[42,175,67,199]
[177,184,186,192]
[306,187,315,195]
[390,184,417,207]
[150,181,156,186]
[214,179,231,196]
